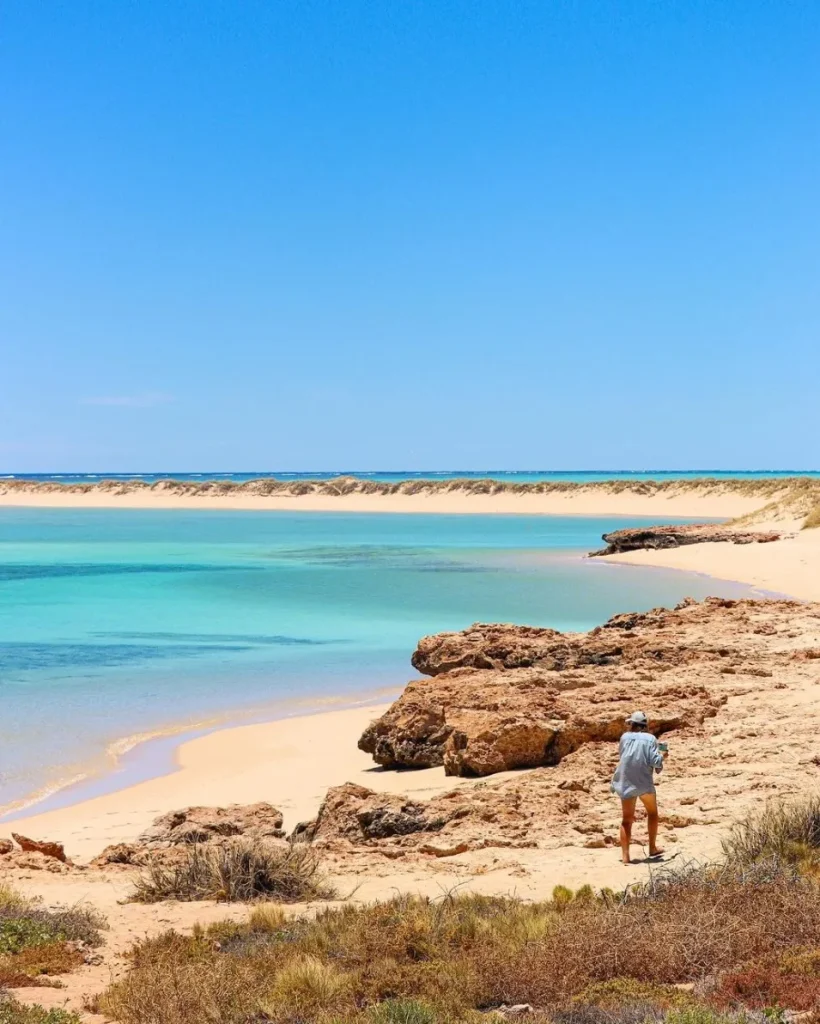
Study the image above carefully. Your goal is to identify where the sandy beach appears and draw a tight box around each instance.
[6,704,465,861]
[608,522,820,602]
[0,479,791,518]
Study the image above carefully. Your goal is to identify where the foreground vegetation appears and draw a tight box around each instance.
[4,800,816,1023]
[0,995,82,1024]
[131,840,337,903]
[0,885,104,990]
[99,798,820,1023]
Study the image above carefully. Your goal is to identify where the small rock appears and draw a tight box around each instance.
[91,843,139,867]
[0,838,13,856]
[559,779,590,793]
[11,833,67,862]
[419,841,471,858]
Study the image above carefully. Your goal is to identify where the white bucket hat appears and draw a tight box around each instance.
[626,710,648,726]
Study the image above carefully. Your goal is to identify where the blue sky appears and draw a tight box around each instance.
[1,1,818,472]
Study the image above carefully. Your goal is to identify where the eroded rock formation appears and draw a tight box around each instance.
[591,523,781,556]
[359,599,819,777]
[11,833,68,863]
[92,802,285,867]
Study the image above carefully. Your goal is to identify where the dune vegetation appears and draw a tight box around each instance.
[0,999,81,1024]
[0,885,104,990]
[2,473,819,505]
[0,997,82,1024]
[92,796,820,1024]
[803,503,820,529]
[130,840,336,904]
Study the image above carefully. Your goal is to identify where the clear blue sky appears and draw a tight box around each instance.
[2,1,818,472]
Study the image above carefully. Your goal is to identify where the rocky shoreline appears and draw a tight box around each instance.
[591,523,783,555]
[10,596,819,872]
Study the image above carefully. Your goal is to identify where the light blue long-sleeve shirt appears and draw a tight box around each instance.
[611,731,664,799]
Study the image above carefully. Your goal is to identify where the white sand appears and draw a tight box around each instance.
[609,523,820,602]
[0,487,768,518]
[8,705,477,861]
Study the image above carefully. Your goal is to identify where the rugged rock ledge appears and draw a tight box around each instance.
[591,523,782,556]
[91,803,285,866]
[359,598,820,778]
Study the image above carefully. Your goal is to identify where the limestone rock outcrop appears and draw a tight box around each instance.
[138,802,285,846]
[591,524,781,556]
[359,599,818,777]
[11,833,67,863]
[294,783,450,846]
[294,779,545,856]
[91,802,285,867]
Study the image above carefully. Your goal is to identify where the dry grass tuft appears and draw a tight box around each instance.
[247,902,288,932]
[804,504,820,529]
[131,840,336,903]
[258,954,355,1020]
[722,795,820,866]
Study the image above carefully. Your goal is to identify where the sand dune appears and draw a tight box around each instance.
[3,474,819,519]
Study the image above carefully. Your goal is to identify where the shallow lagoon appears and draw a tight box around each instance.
[0,508,755,811]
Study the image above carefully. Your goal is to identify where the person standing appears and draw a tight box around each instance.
[611,711,667,864]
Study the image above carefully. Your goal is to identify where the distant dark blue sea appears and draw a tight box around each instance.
[2,470,818,484]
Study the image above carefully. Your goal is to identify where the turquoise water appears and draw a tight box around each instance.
[0,508,756,813]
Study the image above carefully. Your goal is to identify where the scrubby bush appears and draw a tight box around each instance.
[0,995,82,1023]
[722,796,820,866]
[131,840,336,903]
[0,887,104,988]
[99,860,820,1023]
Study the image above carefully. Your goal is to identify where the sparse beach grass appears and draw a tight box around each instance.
[803,503,820,529]
[130,840,337,904]
[722,795,820,867]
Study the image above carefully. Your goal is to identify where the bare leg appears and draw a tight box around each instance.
[639,792,663,857]
[620,797,637,864]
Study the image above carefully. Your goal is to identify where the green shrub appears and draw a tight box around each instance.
[0,996,82,1024]
[0,886,104,988]
[367,999,438,1024]
[0,918,64,956]
[574,979,693,1009]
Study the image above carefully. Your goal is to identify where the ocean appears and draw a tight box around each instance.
[0,507,757,817]
[3,470,819,485]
